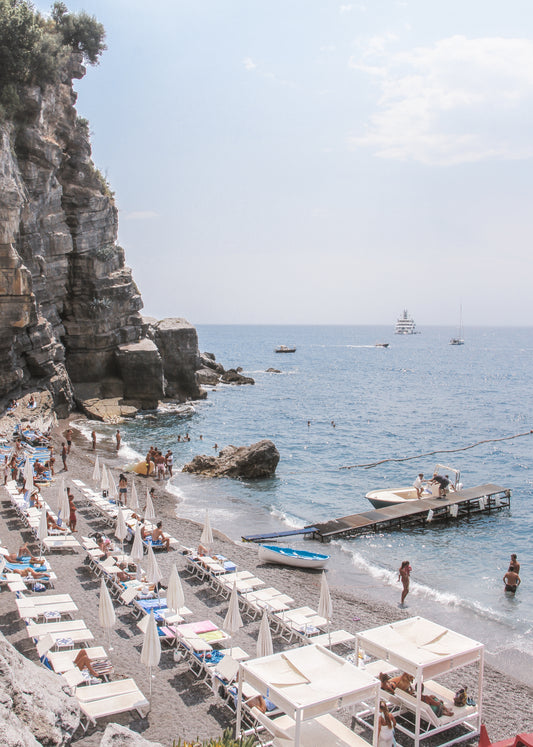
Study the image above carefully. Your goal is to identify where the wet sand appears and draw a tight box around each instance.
[0,412,532,745]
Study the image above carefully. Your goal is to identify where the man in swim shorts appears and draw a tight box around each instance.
[503,569,521,593]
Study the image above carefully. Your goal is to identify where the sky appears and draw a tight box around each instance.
[33,0,533,325]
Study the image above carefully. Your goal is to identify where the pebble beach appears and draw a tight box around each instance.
[1,409,532,745]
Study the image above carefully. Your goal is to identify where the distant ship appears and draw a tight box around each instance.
[275,345,296,353]
[450,305,465,345]
[395,309,419,335]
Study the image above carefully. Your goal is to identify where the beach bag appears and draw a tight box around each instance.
[33,583,46,592]
[454,687,467,707]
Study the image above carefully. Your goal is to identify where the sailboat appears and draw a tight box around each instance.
[450,305,464,345]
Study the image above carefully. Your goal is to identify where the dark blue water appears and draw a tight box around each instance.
[79,325,533,682]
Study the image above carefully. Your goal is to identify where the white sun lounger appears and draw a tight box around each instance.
[76,678,149,728]
[47,646,108,674]
[26,619,90,638]
[250,707,371,746]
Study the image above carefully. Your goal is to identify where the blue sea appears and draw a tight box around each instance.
[80,325,533,684]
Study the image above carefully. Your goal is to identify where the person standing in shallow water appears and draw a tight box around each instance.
[398,560,412,606]
[115,430,121,451]
[91,430,96,450]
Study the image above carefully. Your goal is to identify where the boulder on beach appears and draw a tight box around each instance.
[182,439,280,478]
[100,723,164,746]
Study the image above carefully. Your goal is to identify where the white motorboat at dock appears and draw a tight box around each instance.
[365,464,461,509]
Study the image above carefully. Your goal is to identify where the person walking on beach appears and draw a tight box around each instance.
[65,428,73,453]
[68,489,77,531]
[115,430,121,451]
[61,442,68,471]
[165,450,173,477]
[377,701,396,747]
[503,569,521,594]
[118,474,128,506]
[91,430,97,450]
[398,560,411,606]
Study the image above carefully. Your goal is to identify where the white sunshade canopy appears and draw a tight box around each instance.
[356,616,484,681]
[237,643,379,744]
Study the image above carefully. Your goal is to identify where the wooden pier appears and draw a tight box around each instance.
[308,484,510,542]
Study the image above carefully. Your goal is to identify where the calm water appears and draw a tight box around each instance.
[79,325,533,683]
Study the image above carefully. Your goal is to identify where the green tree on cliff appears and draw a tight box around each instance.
[0,0,106,118]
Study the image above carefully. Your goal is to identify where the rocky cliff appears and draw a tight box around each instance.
[0,54,203,418]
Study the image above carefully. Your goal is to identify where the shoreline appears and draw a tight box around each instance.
[0,405,532,742]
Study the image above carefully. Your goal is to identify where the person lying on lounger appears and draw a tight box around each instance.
[11,566,50,579]
[4,544,44,565]
[416,684,454,717]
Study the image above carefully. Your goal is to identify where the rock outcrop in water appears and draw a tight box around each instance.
[182,439,279,478]
[0,54,206,419]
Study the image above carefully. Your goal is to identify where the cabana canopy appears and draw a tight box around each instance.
[356,617,484,747]
[357,616,483,681]
[236,643,379,746]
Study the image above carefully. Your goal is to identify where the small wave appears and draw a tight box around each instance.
[339,544,511,627]
[157,403,196,416]
[269,506,306,529]
[166,481,186,504]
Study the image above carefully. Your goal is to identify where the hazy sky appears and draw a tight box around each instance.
[34,0,533,325]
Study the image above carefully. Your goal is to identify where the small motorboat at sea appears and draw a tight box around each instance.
[374,342,389,348]
[275,345,296,353]
[258,544,329,569]
[365,464,461,509]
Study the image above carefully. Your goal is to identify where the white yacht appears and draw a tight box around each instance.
[395,309,418,335]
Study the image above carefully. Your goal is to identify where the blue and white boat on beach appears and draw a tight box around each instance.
[258,544,330,569]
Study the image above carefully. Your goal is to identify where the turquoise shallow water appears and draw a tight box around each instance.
[81,325,533,683]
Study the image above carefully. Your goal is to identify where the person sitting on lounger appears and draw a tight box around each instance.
[116,562,135,582]
[47,512,67,532]
[151,521,170,551]
[29,488,42,508]
[33,459,46,478]
[74,648,101,678]
[95,533,114,557]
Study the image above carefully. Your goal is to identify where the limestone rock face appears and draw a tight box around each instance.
[183,439,280,478]
[0,57,203,417]
[0,632,79,745]
[116,339,164,408]
[148,317,204,401]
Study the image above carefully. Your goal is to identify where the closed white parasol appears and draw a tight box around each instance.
[129,479,139,511]
[223,581,243,655]
[145,489,156,522]
[92,455,100,486]
[141,610,161,707]
[98,577,116,650]
[200,509,213,553]
[114,505,128,552]
[166,564,185,615]
[257,609,274,658]
[318,571,333,645]
[131,522,144,580]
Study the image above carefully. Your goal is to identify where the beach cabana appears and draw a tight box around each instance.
[236,643,379,746]
[355,616,484,747]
